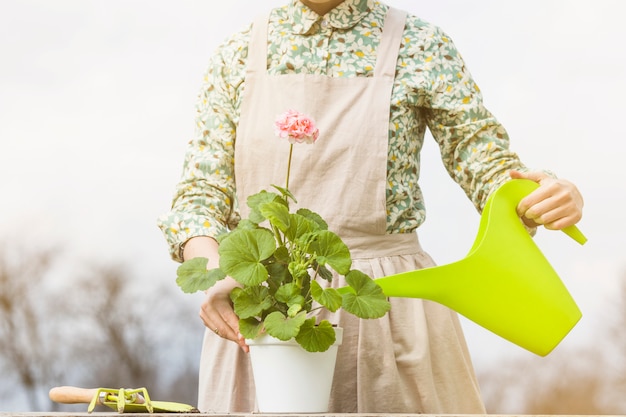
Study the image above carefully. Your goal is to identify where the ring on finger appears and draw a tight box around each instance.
[214,327,220,335]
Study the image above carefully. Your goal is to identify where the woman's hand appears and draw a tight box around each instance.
[509,170,583,230]
[200,278,249,353]
[183,236,249,353]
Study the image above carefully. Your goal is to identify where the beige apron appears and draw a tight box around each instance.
[198,7,485,414]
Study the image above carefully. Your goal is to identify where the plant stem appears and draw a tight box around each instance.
[271,223,283,247]
[285,144,294,190]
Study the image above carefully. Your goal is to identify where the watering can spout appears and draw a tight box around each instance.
[373,179,585,356]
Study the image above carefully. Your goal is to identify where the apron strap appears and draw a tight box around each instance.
[374,7,407,78]
[248,13,271,74]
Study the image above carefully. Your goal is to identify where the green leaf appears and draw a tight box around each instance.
[274,245,290,263]
[215,231,231,244]
[275,283,300,304]
[342,270,391,318]
[295,319,336,352]
[260,201,291,232]
[176,258,225,293]
[230,286,273,319]
[218,229,276,285]
[307,230,352,275]
[287,303,303,318]
[313,261,333,282]
[286,214,318,241]
[266,261,291,289]
[296,208,328,230]
[238,317,264,339]
[247,191,280,224]
[232,219,258,231]
[310,281,342,312]
[264,311,307,341]
[270,184,297,204]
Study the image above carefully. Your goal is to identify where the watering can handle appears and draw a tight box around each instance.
[510,179,587,245]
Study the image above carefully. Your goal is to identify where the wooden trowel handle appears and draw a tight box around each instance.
[49,386,98,404]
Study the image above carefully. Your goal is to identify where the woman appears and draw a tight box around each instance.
[158,0,583,413]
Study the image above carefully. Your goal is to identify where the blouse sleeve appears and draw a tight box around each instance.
[157,30,249,262]
[422,26,528,212]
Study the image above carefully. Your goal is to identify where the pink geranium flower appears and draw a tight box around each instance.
[274,110,319,190]
[274,109,319,144]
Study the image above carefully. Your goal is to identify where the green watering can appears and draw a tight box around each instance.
[373,179,586,356]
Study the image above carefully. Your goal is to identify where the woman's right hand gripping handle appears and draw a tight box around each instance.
[183,236,249,353]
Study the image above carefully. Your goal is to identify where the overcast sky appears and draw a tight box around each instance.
[1,0,625,367]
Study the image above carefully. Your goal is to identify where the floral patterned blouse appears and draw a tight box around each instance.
[158,0,527,262]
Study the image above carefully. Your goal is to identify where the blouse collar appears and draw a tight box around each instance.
[288,0,376,34]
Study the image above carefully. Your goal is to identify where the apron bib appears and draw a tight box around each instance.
[235,8,408,240]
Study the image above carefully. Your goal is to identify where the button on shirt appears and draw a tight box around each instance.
[158,0,527,261]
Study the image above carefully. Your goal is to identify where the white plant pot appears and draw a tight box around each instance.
[247,327,343,413]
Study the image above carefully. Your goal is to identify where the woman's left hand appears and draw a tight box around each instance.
[509,169,584,230]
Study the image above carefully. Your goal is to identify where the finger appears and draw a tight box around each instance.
[516,176,566,216]
[517,186,553,218]
[202,312,249,353]
[544,213,583,230]
[539,197,583,229]
[238,335,250,353]
[509,169,550,183]
[520,189,560,222]
[220,306,241,336]
[200,310,238,342]
[527,204,569,228]
[218,306,250,352]
[528,204,581,230]
[510,170,552,216]
[218,307,242,343]
[199,295,249,352]
[521,191,583,229]
[543,217,573,230]
[199,299,239,343]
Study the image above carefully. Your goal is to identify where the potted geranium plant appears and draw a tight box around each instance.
[175,110,391,412]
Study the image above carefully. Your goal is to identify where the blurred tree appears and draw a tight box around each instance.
[64,264,159,388]
[0,245,202,412]
[59,262,202,410]
[479,349,605,413]
[0,245,64,410]
[596,267,626,412]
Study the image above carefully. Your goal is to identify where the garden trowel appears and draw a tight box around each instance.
[49,385,199,413]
